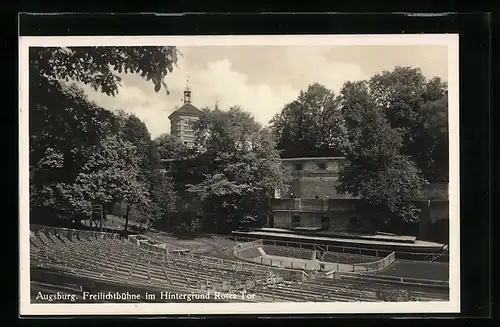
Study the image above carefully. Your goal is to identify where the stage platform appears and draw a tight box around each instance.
[258,228,417,243]
[232,229,445,255]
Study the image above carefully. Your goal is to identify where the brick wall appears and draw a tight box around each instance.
[280,157,346,199]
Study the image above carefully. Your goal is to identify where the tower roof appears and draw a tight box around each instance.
[168,103,202,119]
[168,76,202,119]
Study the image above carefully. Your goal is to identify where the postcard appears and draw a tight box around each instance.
[19,34,460,315]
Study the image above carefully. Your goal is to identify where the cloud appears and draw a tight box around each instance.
[80,47,370,138]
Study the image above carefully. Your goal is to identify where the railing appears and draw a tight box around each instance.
[232,240,307,282]
[244,251,395,273]
[270,198,358,211]
[351,251,395,272]
[127,234,189,253]
[233,239,263,251]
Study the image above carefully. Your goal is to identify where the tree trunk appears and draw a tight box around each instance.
[101,206,106,232]
[124,204,130,233]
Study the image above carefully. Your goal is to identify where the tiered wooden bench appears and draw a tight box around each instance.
[30,228,449,303]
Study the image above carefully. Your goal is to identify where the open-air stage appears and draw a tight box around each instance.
[231,228,447,260]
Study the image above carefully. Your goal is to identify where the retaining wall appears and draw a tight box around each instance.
[232,239,395,274]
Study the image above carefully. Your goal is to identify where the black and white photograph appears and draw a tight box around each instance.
[19,35,460,315]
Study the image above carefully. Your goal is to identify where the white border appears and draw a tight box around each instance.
[19,34,460,316]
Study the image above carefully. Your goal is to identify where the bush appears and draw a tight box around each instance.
[171,213,201,237]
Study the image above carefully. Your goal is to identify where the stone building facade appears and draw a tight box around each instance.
[277,157,349,199]
[270,157,450,243]
[271,157,356,231]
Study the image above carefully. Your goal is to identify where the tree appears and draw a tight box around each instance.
[41,135,150,223]
[30,46,178,96]
[368,67,449,182]
[116,113,177,229]
[337,91,424,231]
[338,80,375,153]
[410,79,449,183]
[29,46,179,224]
[30,82,120,217]
[271,83,348,158]
[154,133,190,160]
[185,107,288,233]
[369,66,427,133]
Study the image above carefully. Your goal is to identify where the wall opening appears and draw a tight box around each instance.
[321,216,330,230]
[348,216,361,231]
[291,215,301,228]
[268,214,274,228]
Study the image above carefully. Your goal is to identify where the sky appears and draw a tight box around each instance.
[80,45,449,138]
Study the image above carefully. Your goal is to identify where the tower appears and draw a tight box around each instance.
[184,82,191,104]
[168,78,202,148]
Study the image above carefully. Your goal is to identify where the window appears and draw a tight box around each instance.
[295,163,303,171]
[292,216,300,223]
[184,142,188,145]
[318,163,327,170]
[321,216,329,223]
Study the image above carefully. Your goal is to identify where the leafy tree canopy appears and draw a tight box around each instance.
[368,66,448,182]
[29,46,179,227]
[337,97,425,230]
[30,46,178,95]
[154,133,191,160]
[271,83,348,158]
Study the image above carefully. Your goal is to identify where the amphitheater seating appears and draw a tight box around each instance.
[247,276,448,303]
[303,277,448,302]
[30,227,449,303]
[30,230,277,301]
[374,260,449,281]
